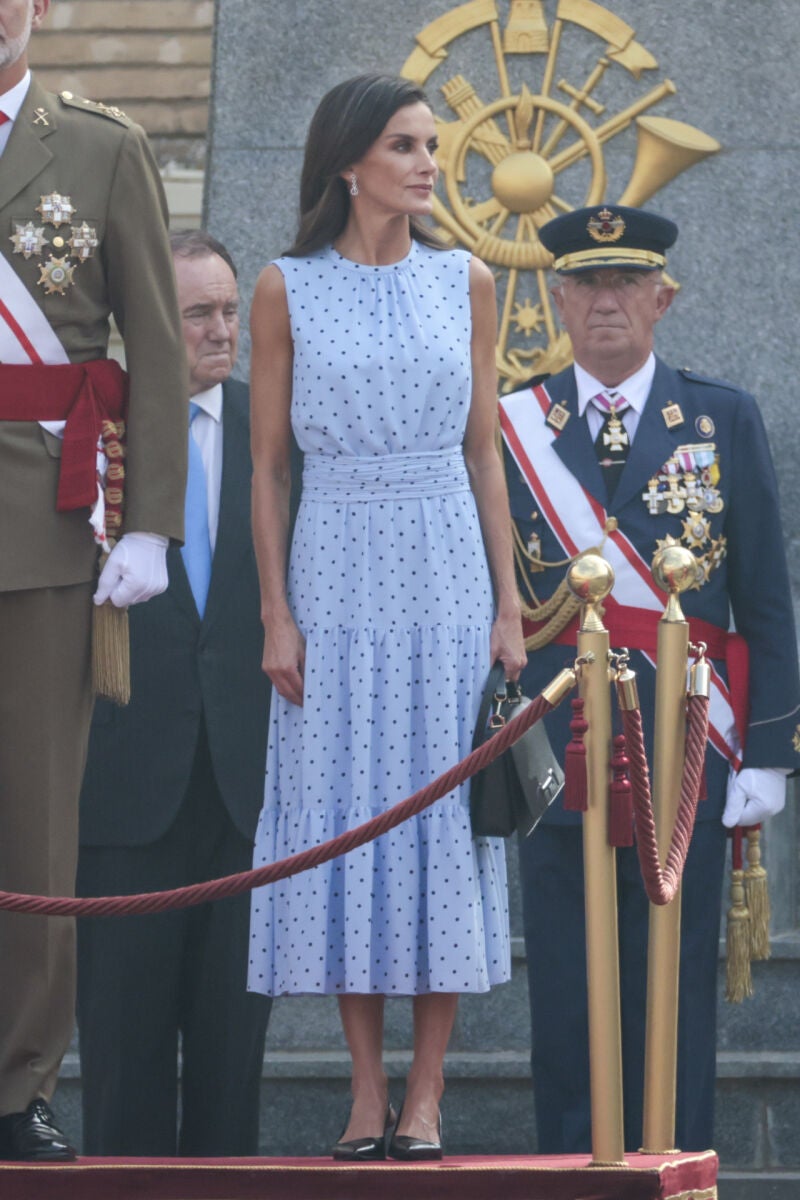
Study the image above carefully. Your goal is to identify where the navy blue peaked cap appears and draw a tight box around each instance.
[539,205,678,273]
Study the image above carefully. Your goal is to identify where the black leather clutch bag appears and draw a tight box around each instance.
[470,662,564,838]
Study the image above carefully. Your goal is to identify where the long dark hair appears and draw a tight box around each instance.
[285,73,445,257]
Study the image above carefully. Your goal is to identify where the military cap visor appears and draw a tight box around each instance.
[539,205,678,274]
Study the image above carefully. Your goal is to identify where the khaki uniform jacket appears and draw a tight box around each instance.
[0,76,187,591]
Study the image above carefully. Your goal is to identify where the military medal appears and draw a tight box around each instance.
[69,222,99,260]
[602,406,629,453]
[36,193,77,227]
[546,402,570,432]
[662,402,684,429]
[696,414,715,438]
[38,256,76,295]
[644,444,726,587]
[10,221,49,259]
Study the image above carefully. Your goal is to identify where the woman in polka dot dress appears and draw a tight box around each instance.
[248,74,526,1160]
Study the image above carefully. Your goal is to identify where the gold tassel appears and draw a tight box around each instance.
[91,550,131,706]
[725,867,753,1003]
[744,828,771,961]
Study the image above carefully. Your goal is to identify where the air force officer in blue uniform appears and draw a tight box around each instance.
[501,206,800,1154]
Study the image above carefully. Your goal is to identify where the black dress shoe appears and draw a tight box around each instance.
[331,1106,395,1162]
[387,1108,442,1161]
[0,1099,76,1162]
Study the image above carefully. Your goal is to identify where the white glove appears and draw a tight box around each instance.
[94,532,169,608]
[722,766,789,828]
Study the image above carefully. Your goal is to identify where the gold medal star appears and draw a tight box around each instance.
[10,221,49,259]
[38,256,76,295]
[68,221,99,260]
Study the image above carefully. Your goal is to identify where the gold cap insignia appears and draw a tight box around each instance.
[10,221,49,259]
[36,193,76,228]
[587,208,625,244]
[38,256,76,295]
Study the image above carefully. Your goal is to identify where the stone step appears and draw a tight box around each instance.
[54,1046,800,1165]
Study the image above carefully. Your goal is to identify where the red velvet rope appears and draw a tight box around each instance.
[0,693,556,919]
[620,694,710,905]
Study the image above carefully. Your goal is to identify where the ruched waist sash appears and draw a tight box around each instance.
[302,447,470,501]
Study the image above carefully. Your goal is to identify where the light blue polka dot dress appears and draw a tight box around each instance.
[248,239,510,996]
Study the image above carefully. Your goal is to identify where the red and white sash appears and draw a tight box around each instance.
[0,254,110,544]
[0,253,69,366]
[500,383,741,767]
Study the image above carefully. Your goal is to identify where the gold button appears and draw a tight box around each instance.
[53,236,64,248]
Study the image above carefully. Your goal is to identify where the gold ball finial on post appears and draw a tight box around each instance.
[567,552,615,631]
[651,538,697,622]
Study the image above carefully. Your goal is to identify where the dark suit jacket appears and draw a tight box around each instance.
[79,379,269,845]
[503,357,800,825]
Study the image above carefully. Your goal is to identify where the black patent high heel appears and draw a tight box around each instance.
[387,1104,442,1161]
[331,1105,396,1162]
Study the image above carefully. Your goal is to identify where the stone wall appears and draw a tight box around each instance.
[29,0,214,167]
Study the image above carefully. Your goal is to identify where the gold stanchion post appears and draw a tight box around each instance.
[641,542,696,1153]
[566,553,626,1166]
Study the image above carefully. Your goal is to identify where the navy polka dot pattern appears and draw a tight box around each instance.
[248,241,511,997]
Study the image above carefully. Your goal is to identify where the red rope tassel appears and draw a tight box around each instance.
[563,697,588,811]
[609,733,633,847]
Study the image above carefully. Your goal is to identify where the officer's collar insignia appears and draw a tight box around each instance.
[696,414,715,437]
[33,107,50,127]
[10,221,49,259]
[587,208,625,244]
[38,256,76,295]
[36,193,76,228]
[546,401,570,432]
[662,402,684,429]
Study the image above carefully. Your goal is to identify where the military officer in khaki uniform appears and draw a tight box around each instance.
[0,0,187,1160]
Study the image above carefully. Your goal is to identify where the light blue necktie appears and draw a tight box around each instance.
[181,402,212,617]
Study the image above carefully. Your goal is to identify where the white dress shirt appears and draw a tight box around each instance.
[574,352,657,444]
[0,70,31,155]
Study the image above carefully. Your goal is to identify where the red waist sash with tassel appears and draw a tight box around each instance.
[524,600,750,744]
[0,360,128,514]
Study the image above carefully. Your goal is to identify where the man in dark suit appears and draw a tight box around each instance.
[500,206,800,1154]
[0,0,186,1161]
[77,231,272,1156]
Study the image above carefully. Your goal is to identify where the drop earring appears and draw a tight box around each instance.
[349,174,359,197]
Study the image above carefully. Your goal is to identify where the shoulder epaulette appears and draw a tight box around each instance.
[58,91,131,126]
[677,367,740,394]
[518,372,551,391]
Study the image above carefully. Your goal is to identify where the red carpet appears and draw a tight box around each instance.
[0,1150,718,1199]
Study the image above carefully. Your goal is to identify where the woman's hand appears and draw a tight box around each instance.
[263,613,306,706]
[489,607,527,682]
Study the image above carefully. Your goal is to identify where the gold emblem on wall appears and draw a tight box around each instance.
[400,0,721,391]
